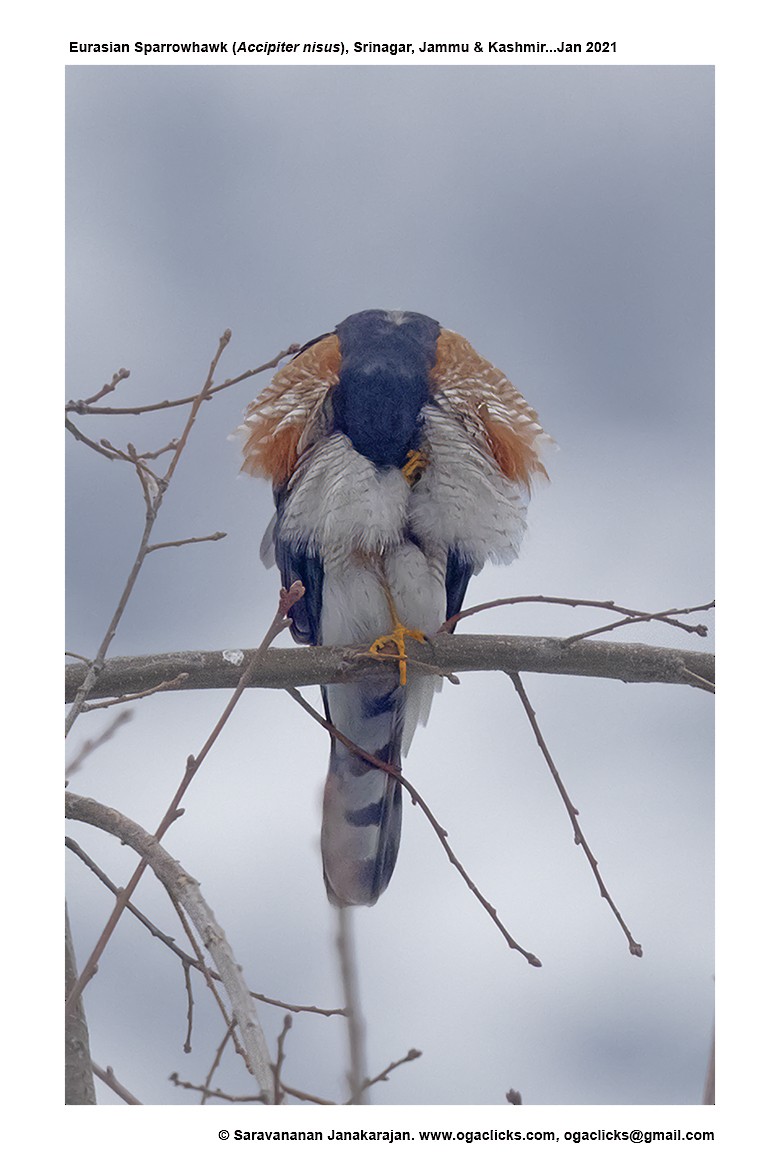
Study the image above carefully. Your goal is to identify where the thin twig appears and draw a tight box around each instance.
[170,1072,338,1106]
[68,836,231,1046]
[273,1015,293,1104]
[202,1023,238,1105]
[91,1061,142,1105]
[166,892,233,1055]
[66,792,276,1101]
[680,666,716,694]
[507,672,643,958]
[131,439,179,462]
[65,416,121,461]
[175,1049,424,1107]
[65,345,300,416]
[80,673,189,713]
[182,962,195,1053]
[246,992,346,1018]
[279,1084,337,1106]
[147,532,227,553]
[65,330,233,735]
[127,444,156,512]
[67,833,345,1015]
[65,710,133,779]
[347,1049,422,1104]
[75,367,131,407]
[67,835,181,943]
[170,1073,264,1103]
[561,602,715,645]
[95,438,164,483]
[443,594,714,638]
[65,583,304,1012]
[286,686,542,966]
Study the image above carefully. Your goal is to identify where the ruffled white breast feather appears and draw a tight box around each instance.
[278,433,410,557]
[278,406,529,571]
[408,405,530,565]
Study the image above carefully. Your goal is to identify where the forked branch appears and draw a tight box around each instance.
[66,792,275,1101]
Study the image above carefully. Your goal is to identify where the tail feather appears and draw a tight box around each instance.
[320,679,406,906]
[322,762,402,906]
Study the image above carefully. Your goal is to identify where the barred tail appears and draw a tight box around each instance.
[320,678,406,907]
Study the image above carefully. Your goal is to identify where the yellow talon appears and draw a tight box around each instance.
[369,623,426,686]
[401,448,428,486]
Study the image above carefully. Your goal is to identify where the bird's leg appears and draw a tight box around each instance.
[401,447,428,486]
[369,576,426,686]
[367,449,429,683]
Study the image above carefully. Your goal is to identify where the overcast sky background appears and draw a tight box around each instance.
[65,64,713,1108]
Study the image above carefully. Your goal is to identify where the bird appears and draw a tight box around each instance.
[239,309,549,907]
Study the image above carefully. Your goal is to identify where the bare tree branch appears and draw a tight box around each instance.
[66,326,714,1107]
[65,330,234,735]
[442,594,714,637]
[703,1029,715,1105]
[65,345,300,416]
[79,675,189,713]
[66,792,275,1102]
[286,686,542,966]
[65,585,305,1011]
[273,1015,294,1105]
[65,905,96,1105]
[170,1072,337,1106]
[66,835,346,1016]
[508,672,642,957]
[147,532,227,553]
[65,710,133,779]
[347,1048,422,1104]
[336,907,368,1104]
[65,634,715,704]
[201,1023,238,1105]
[91,1062,142,1105]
